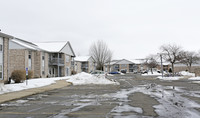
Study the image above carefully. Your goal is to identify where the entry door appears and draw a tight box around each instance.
[0,37,3,80]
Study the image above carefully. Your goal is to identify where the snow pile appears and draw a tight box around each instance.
[188,77,200,81]
[142,71,162,76]
[179,71,195,77]
[66,72,119,85]
[157,76,183,81]
[0,77,69,95]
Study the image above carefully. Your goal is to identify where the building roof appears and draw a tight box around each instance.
[0,32,13,38]
[35,41,76,57]
[74,56,92,62]
[10,38,42,50]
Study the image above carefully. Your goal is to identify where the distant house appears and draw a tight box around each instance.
[74,56,95,73]
[36,41,76,77]
[9,38,49,78]
[104,59,138,73]
[174,62,200,73]
[0,32,13,83]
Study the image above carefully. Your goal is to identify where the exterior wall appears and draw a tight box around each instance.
[65,54,72,76]
[119,64,129,72]
[2,38,9,83]
[88,60,95,73]
[9,49,26,77]
[44,52,49,77]
[194,68,200,77]
[75,61,82,73]
[34,51,41,78]
[174,65,200,73]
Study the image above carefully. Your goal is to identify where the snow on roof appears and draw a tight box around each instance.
[116,59,134,64]
[129,59,143,64]
[35,41,68,52]
[12,39,40,50]
[75,56,91,62]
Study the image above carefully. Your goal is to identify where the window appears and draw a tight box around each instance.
[121,64,127,68]
[28,51,32,70]
[42,52,45,75]
[0,45,2,52]
[0,65,2,79]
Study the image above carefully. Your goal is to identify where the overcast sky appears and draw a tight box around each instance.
[1,0,200,59]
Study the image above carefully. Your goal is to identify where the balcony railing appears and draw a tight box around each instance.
[49,58,64,66]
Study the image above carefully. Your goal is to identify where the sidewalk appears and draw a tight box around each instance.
[0,80,72,104]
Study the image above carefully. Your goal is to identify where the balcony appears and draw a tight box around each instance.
[49,58,64,66]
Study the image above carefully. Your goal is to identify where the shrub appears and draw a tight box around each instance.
[11,70,26,83]
[71,70,77,75]
[27,70,33,79]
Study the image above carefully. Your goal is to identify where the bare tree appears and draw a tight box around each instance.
[89,40,112,71]
[180,51,200,72]
[143,55,158,74]
[160,44,184,76]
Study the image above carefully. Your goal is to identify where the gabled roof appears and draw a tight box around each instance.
[35,41,76,57]
[0,32,13,38]
[75,56,93,62]
[115,59,134,65]
[105,59,134,65]
[10,38,42,50]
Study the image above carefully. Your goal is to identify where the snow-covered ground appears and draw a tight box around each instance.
[0,77,69,95]
[66,72,119,85]
[157,76,183,81]
[188,77,200,81]
[142,71,162,76]
[179,71,195,76]
[0,72,119,95]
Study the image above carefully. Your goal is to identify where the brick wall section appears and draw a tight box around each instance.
[65,54,72,76]
[9,49,26,77]
[3,38,9,83]
[44,52,49,77]
[194,68,200,77]
[34,51,41,78]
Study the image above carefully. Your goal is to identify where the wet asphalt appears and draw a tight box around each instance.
[0,74,199,118]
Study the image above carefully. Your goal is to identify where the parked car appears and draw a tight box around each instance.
[91,70,105,75]
[120,69,127,74]
[109,71,120,74]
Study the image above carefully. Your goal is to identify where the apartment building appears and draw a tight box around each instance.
[74,56,95,73]
[0,32,13,83]
[104,59,138,73]
[9,38,49,78]
[36,41,75,77]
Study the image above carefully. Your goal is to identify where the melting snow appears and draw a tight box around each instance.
[66,72,120,85]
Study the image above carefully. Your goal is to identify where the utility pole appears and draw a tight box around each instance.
[160,54,164,78]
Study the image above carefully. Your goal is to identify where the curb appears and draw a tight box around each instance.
[0,80,72,104]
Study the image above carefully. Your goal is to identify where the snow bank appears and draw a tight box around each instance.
[157,76,183,81]
[142,71,162,76]
[179,71,195,77]
[66,72,119,85]
[188,77,200,81]
[0,77,69,95]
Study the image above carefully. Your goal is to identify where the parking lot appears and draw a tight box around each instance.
[0,74,200,118]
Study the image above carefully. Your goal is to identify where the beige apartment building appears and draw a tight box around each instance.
[9,39,75,78]
[0,32,13,83]
[9,38,49,78]
[104,59,138,73]
[36,41,76,77]
[74,56,95,73]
